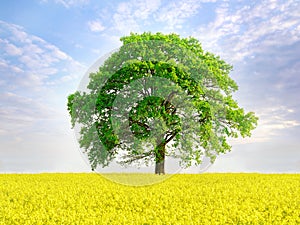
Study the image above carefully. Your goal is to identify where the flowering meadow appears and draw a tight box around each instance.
[0,173,299,224]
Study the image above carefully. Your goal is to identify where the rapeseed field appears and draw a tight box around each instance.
[0,173,299,224]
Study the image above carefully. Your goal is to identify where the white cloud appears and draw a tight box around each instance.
[194,0,300,62]
[0,20,87,164]
[111,0,145,34]
[60,75,73,82]
[155,0,202,29]
[113,13,139,34]
[5,43,23,56]
[0,20,85,91]
[253,105,300,140]
[275,60,300,91]
[133,0,161,20]
[42,0,89,8]
[0,92,60,137]
[10,27,29,42]
[0,58,23,79]
[52,47,69,60]
[87,20,105,32]
[108,0,207,34]
[0,58,9,68]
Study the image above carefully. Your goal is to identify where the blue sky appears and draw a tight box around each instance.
[0,0,299,173]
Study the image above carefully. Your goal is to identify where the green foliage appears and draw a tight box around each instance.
[67,32,258,171]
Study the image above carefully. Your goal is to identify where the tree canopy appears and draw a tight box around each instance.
[67,32,258,174]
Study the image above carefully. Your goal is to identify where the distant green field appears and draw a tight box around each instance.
[0,173,299,224]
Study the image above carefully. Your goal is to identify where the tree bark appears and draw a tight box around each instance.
[154,143,165,175]
[155,160,165,175]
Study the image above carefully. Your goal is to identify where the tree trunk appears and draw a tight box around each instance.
[154,143,165,175]
[155,160,165,175]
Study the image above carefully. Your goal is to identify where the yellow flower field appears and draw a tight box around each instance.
[0,173,299,224]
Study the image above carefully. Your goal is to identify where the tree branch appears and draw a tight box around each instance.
[121,151,153,164]
[129,117,150,130]
[165,131,178,144]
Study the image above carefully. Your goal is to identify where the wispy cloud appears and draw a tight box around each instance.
[87,20,105,32]
[194,0,300,62]
[257,106,299,139]
[105,0,206,34]
[111,0,160,34]
[0,92,59,134]
[84,0,220,37]
[0,20,85,146]
[0,20,84,91]
[4,42,23,56]
[41,0,89,8]
[189,0,300,148]
[132,0,161,20]
[155,0,202,30]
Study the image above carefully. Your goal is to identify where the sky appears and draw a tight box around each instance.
[0,0,299,173]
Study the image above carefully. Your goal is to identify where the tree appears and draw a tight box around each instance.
[67,32,258,174]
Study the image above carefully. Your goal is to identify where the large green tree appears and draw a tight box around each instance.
[68,32,258,174]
